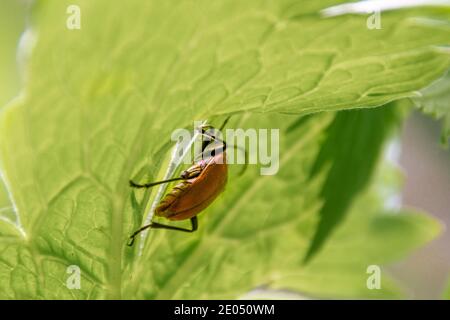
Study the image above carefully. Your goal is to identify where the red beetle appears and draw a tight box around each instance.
[127,118,237,246]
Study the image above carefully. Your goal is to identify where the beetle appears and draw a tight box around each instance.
[127,117,242,246]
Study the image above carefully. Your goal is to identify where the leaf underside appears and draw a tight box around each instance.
[0,0,448,299]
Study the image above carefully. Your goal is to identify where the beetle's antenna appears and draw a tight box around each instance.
[235,144,248,176]
[129,177,185,189]
[219,115,231,131]
[225,143,248,176]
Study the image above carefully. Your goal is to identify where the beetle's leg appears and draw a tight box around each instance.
[127,216,198,246]
[130,163,205,189]
[180,164,204,179]
[129,177,186,189]
[150,216,198,233]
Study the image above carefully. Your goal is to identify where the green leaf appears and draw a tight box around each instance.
[413,72,450,145]
[304,102,402,262]
[408,6,450,145]
[0,0,447,299]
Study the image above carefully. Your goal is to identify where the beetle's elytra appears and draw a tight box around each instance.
[155,149,227,221]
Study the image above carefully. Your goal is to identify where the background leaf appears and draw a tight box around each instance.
[413,72,450,145]
[303,102,403,262]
